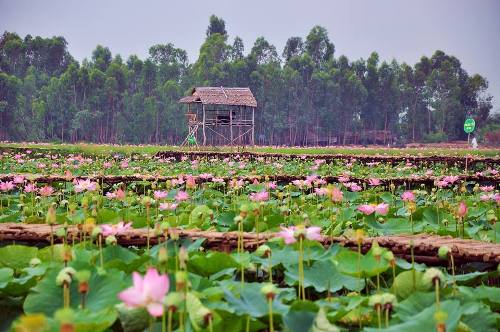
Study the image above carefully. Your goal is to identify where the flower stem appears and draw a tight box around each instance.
[268,254,273,283]
[298,236,305,300]
[162,306,166,332]
[385,307,389,328]
[450,254,456,294]
[435,281,440,309]
[377,305,382,329]
[50,223,54,261]
[268,297,274,332]
[167,309,173,332]
[146,205,151,255]
[99,235,103,268]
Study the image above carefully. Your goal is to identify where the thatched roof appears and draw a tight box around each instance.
[179,87,257,108]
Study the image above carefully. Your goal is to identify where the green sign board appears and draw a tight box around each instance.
[464,118,475,134]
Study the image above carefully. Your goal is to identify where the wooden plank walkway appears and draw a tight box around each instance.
[0,223,498,267]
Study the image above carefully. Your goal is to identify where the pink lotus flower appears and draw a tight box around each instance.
[39,186,54,196]
[24,183,37,193]
[13,175,25,184]
[358,204,376,215]
[331,187,343,203]
[338,175,350,183]
[265,181,277,190]
[368,178,381,186]
[315,187,329,196]
[401,191,415,202]
[443,175,459,184]
[0,181,15,192]
[212,177,225,184]
[480,186,494,192]
[480,194,492,202]
[103,162,113,169]
[435,180,449,188]
[159,202,178,211]
[73,179,97,193]
[425,170,434,176]
[101,221,132,237]
[457,201,467,218]
[118,268,169,317]
[175,190,190,202]
[375,203,389,216]
[185,175,196,189]
[230,179,244,189]
[249,190,269,202]
[153,190,168,200]
[346,182,362,192]
[277,225,322,244]
[120,160,129,168]
[106,188,126,200]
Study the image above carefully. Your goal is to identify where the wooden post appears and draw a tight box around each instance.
[229,109,233,146]
[251,107,255,146]
[202,104,206,146]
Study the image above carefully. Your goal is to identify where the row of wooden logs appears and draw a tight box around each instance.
[0,223,498,268]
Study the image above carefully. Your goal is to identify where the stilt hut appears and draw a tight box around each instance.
[179,87,257,146]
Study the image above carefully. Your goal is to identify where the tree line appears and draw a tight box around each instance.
[0,15,495,145]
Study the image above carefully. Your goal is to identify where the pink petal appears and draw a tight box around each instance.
[132,271,144,291]
[147,302,164,317]
[118,287,144,307]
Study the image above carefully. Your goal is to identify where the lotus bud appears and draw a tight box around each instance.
[29,257,41,267]
[368,294,383,309]
[91,226,102,239]
[63,246,73,263]
[105,235,117,246]
[46,205,57,225]
[354,229,365,245]
[75,270,91,294]
[56,271,71,286]
[486,210,497,223]
[165,292,184,312]
[438,246,450,260]
[158,247,168,264]
[380,293,397,312]
[169,228,179,241]
[239,204,249,218]
[179,246,188,270]
[81,196,89,209]
[456,202,467,218]
[193,306,212,328]
[233,215,243,225]
[55,227,66,238]
[422,268,445,288]
[255,244,271,258]
[175,271,187,291]
[383,251,395,266]
[260,283,278,300]
[54,308,75,332]
[434,310,448,332]
[371,241,382,261]
[142,196,153,207]
[473,184,480,193]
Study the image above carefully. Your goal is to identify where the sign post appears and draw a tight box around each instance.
[463,118,476,174]
[463,118,475,143]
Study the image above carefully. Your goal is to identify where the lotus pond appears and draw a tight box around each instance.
[0,147,499,332]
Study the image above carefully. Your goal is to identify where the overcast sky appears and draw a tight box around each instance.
[1,0,499,110]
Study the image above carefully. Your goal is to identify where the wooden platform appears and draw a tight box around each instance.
[0,223,498,267]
